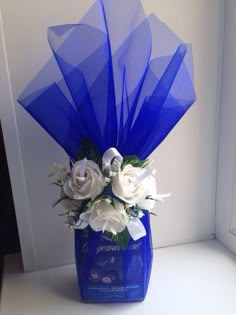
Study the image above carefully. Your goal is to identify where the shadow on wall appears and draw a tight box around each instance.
[0,122,20,256]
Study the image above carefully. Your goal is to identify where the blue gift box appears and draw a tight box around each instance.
[75,211,153,303]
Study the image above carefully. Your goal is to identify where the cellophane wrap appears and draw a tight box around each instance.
[18,0,195,161]
[75,211,152,303]
[18,0,196,303]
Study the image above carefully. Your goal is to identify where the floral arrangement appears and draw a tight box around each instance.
[49,139,169,247]
[18,0,196,303]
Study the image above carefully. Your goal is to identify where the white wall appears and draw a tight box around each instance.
[0,11,36,271]
[0,0,222,271]
[216,0,236,254]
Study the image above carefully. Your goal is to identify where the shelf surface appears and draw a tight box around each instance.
[1,239,236,315]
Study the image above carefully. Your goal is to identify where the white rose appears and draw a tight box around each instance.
[80,199,129,235]
[63,160,106,200]
[112,164,157,210]
[137,175,157,210]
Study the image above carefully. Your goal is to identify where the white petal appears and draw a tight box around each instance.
[138,198,156,210]
[156,193,172,201]
[74,219,88,229]
[79,212,90,222]
[127,218,146,241]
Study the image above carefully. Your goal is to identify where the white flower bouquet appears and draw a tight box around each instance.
[49,139,170,247]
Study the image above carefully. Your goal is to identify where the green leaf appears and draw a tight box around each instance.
[77,137,102,168]
[58,212,69,216]
[121,155,149,170]
[105,228,131,249]
[51,182,63,187]
[149,211,157,216]
[52,196,69,208]
[145,195,159,202]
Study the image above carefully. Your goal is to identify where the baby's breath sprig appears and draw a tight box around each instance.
[48,163,71,185]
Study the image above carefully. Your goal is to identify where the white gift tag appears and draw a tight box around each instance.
[127,218,146,241]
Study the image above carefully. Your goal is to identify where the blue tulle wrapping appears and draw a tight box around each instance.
[75,212,153,303]
[18,0,195,160]
[18,0,196,303]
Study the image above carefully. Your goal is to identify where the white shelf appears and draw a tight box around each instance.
[1,239,236,315]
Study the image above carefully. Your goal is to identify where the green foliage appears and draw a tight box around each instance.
[145,195,159,202]
[51,182,63,187]
[126,205,142,218]
[77,137,102,168]
[105,228,131,249]
[149,212,157,216]
[52,196,69,208]
[121,155,148,170]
